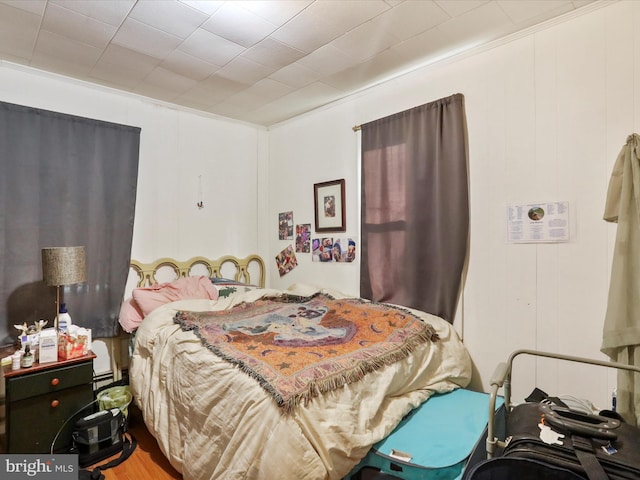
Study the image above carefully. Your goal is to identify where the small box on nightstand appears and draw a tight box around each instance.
[58,327,91,360]
[38,328,58,363]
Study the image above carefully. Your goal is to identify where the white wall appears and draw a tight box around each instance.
[268,107,361,295]
[0,63,267,373]
[267,1,640,409]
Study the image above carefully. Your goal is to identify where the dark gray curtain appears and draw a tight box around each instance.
[0,101,140,343]
[360,93,468,322]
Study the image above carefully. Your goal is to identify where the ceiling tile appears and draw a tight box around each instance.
[30,52,94,79]
[242,37,306,70]
[129,0,207,39]
[247,81,344,124]
[215,56,278,85]
[215,78,293,114]
[90,44,160,89]
[178,28,246,66]
[246,77,293,100]
[438,1,512,44]
[391,1,516,67]
[1,0,45,15]
[0,0,603,126]
[50,0,135,27]
[322,49,409,91]
[268,81,344,111]
[42,4,117,49]
[133,84,179,103]
[201,2,278,47]
[238,107,286,126]
[178,0,224,16]
[269,7,347,53]
[372,1,451,41]
[270,1,390,53]
[268,61,323,88]
[174,97,214,112]
[207,99,253,118]
[161,50,220,81]
[391,22,470,65]
[238,0,313,25]
[307,0,391,33]
[297,43,360,76]
[497,0,574,24]
[135,66,198,97]
[112,18,183,59]
[434,0,491,17]
[0,51,29,66]
[0,3,40,59]
[32,30,102,70]
[177,75,248,106]
[331,21,400,62]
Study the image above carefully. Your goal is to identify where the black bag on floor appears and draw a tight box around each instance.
[464,456,585,480]
[504,402,640,480]
[77,434,137,480]
[72,408,128,468]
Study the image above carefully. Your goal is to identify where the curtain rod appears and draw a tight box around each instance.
[352,125,361,132]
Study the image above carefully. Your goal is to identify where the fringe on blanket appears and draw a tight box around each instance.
[175,293,440,413]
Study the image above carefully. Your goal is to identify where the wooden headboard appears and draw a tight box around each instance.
[130,254,265,288]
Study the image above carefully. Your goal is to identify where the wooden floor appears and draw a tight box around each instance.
[87,405,182,480]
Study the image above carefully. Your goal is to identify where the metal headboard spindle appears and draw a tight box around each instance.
[109,254,266,382]
[129,254,265,288]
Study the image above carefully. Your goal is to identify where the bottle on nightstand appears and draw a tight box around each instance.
[20,344,33,368]
[58,303,72,333]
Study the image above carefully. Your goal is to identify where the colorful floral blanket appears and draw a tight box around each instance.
[174,293,439,411]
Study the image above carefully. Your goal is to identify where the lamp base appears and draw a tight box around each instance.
[55,285,61,332]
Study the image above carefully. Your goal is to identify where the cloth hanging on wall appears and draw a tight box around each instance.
[0,101,140,341]
[601,133,640,426]
[359,93,469,323]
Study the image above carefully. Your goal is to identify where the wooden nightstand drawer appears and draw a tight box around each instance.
[7,362,93,402]
[8,384,94,453]
[4,351,96,453]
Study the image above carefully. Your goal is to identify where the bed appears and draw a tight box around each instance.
[123,254,472,480]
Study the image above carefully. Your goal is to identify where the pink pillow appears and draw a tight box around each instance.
[118,298,144,333]
[132,275,219,316]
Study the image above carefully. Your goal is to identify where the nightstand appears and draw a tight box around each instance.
[3,350,96,453]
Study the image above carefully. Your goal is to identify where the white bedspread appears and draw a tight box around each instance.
[130,284,472,480]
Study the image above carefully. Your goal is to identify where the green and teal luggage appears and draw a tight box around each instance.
[348,388,504,480]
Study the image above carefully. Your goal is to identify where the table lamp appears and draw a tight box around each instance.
[42,246,86,331]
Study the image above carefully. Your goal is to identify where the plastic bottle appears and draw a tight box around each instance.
[58,303,72,333]
[11,351,22,370]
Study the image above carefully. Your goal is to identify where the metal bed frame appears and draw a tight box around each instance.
[109,254,266,381]
[129,254,266,288]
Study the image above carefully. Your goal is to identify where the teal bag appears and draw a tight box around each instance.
[348,389,504,480]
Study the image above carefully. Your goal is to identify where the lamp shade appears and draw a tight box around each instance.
[42,246,87,286]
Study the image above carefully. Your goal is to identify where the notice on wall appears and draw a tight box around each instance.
[507,201,570,243]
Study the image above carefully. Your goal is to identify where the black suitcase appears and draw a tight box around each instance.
[503,402,640,480]
[464,456,586,480]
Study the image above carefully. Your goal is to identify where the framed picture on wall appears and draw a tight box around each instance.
[314,179,346,232]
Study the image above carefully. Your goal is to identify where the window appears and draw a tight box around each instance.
[360,94,469,322]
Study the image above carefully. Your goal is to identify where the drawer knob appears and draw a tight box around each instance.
[51,399,59,408]
[51,378,60,386]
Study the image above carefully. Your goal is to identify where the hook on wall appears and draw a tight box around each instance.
[197,175,204,209]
